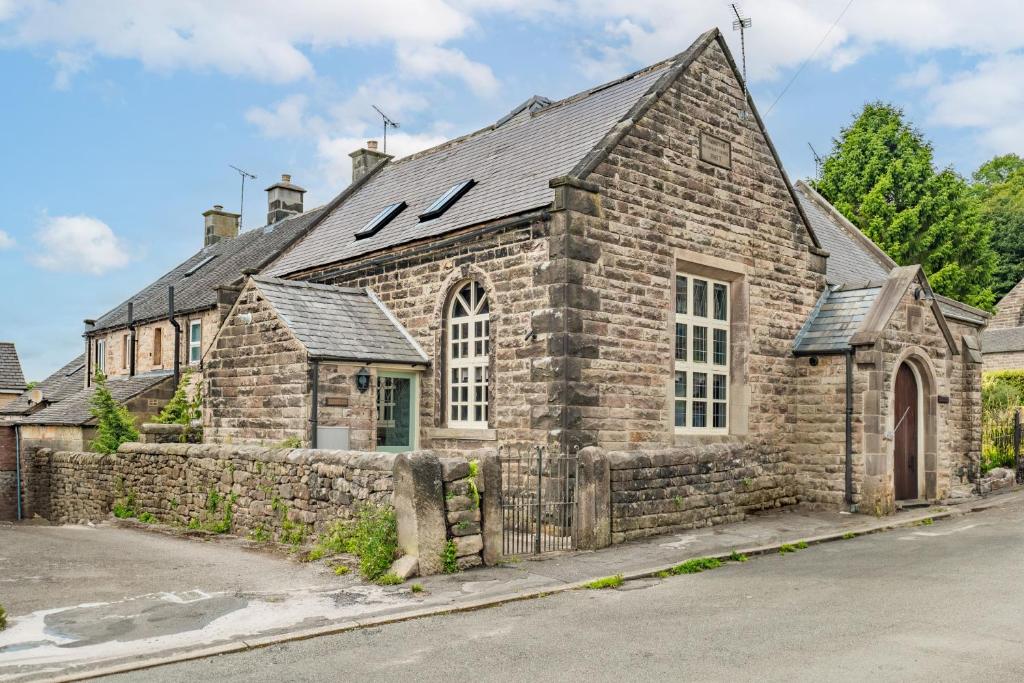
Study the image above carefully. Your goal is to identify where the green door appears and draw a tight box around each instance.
[376,372,418,452]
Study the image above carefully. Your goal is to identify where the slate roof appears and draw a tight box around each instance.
[794,181,988,328]
[0,343,26,392]
[253,277,429,365]
[982,326,1024,354]
[794,286,883,354]
[267,43,691,277]
[19,370,172,426]
[90,206,326,334]
[0,353,86,416]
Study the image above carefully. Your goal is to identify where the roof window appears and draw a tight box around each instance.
[184,255,218,277]
[355,201,406,240]
[419,180,476,222]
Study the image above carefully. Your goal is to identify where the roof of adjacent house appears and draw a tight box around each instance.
[18,370,172,426]
[89,206,327,334]
[982,326,1024,354]
[0,353,86,416]
[0,343,26,393]
[794,181,988,328]
[268,29,818,278]
[252,277,429,365]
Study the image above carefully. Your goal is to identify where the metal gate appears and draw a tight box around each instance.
[498,446,578,555]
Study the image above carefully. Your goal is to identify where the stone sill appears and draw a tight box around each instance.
[426,427,497,441]
[673,433,749,447]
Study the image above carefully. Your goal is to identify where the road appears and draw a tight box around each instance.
[104,498,1024,682]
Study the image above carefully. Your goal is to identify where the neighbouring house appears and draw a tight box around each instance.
[83,175,324,394]
[0,343,26,408]
[982,279,1024,371]
[203,27,985,517]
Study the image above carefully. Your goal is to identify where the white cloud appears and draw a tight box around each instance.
[0,229,14,249]
[396,44,498,96]
[245,94,316,139]
[51,49,90,90]
[32,215,131,275]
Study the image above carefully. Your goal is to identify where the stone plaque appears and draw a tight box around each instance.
[937,395,950,405]
[324,395,349,408]
[699,132,731,169]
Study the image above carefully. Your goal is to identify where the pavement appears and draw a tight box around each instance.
[110,491,1024,683]
[1,490,1021,682]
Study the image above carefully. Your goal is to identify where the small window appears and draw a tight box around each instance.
[674,272,730,433]
[355,201,406,239]
[95,339,106,374]
[189,320,202,365]
[419,180,476,222]
[122,334,130,370]
[184,255,218,277]
[153,328,163,366]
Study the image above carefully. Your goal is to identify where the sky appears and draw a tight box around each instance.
[1,0,1022,381]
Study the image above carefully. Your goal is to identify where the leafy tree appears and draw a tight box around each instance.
[154,370,203,441]
[813,102,995,309]
[89,372,139,454]
[972,154,1024,300]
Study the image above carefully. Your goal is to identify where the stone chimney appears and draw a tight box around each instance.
[265,173,307,225]
[349,140,390,184]
[202,205,240,247]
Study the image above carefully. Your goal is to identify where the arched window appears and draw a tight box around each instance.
[447,280,490,428]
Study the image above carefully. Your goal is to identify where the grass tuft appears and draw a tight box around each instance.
[670,557,723,575]
[584,574,624,589]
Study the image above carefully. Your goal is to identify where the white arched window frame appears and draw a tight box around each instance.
[447,280,490,428]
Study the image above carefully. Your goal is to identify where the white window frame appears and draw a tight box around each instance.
[95,339,106,374]
[188,320,202,365]
[446,280,490,429]
[122,333,130,370]
[674,272,730,434]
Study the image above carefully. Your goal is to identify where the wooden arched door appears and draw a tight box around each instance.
[894,363,919,500]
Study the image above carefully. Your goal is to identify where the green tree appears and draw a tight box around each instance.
[813,102,995,309]
[972,154,1024,300]
[89,372,139,454]
[154,370,202,441]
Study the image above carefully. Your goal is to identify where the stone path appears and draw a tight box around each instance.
[1,489,1019,682]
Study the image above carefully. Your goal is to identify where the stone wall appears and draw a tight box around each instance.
[439,456,484,569]
[205,287,310,445]
[25,443,394,540]
[0,424,16,520]
[983,350,1024,372]
[606,444,797,543]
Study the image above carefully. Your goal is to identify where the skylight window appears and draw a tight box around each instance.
[419,180,476,222]
[355,201,406,240]
[184,255,218,277]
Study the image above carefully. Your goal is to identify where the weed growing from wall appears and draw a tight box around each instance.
[441,539,459,574]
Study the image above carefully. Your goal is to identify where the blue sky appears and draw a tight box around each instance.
[1,1,1021,381]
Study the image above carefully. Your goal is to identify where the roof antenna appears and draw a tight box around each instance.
[229,165,257,230]
[731,3,752,98]
[808,142,824,178]
[372,105,399,154]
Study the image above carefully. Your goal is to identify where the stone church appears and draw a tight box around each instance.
[204,28,986,517]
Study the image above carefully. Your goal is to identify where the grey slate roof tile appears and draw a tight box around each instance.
[983,326,1024,354]
[0,342,26,392]
[19,370,172,426]
[794,286,882,354]
[90,207,327,333]
[266,62,671,277]
[254,277,428,365]
[0,353,86,416]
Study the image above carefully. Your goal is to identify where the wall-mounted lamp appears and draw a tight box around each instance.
[355,367,371,393]
[809,356,819,367]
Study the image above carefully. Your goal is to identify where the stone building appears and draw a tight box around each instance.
[204,28,986,514]
[83,176,322,393]
[0,342,26,408]
[982,278,1024,371]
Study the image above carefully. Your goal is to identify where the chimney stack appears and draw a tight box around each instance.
[202,204,240,247]
[265,173,307,225]
[349,140,390,184]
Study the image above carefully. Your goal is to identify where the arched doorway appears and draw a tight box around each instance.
[893,363,921,500]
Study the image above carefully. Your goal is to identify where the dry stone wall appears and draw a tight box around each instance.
[439,456,484,569]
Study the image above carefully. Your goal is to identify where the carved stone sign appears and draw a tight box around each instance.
[699,132,731,169]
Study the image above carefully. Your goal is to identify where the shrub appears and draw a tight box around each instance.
[89,372,139,454]
[153,370,203,442]
[983,370,1024,417]
[308,504,399,582]
[0,604,6,630]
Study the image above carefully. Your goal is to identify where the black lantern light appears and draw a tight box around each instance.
[356,367,371,393]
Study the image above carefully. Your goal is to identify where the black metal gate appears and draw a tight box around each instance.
[498,446,578,555]
[979,407,1024,491]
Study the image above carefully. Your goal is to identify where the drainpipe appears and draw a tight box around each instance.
[845,349,854,507]
[309,359,320,448]
[168,286,181,388]
[14,424,22,521]
[127,301,136,377]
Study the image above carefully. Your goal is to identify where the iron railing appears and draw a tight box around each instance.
[981,408,1023,485]
[498,445,578,556]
